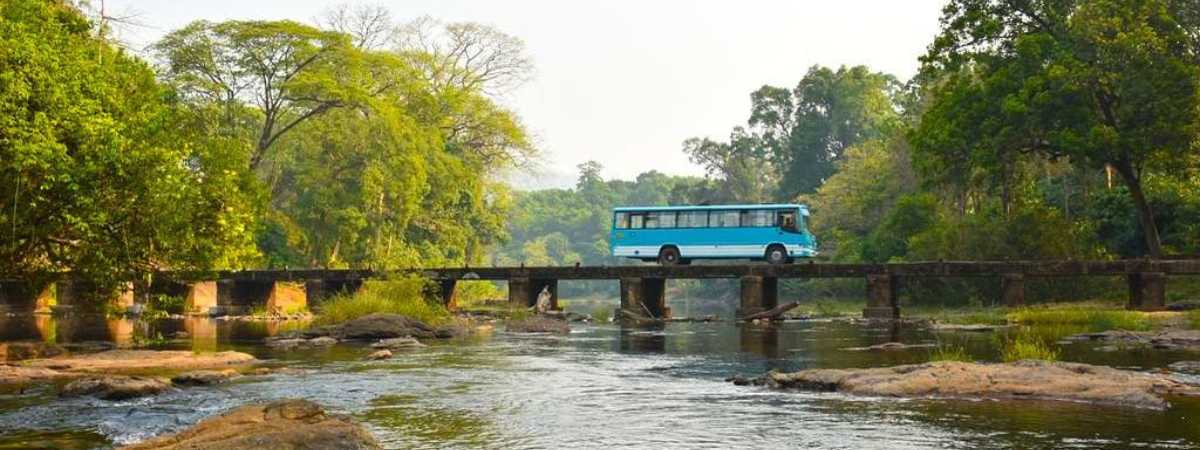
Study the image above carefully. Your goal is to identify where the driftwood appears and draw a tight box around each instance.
[738,301,801,322]
[618,308,662,326]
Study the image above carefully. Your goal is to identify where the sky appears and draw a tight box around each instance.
[106,0,947,189]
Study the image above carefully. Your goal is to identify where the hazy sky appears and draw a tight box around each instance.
[108,0,947,187]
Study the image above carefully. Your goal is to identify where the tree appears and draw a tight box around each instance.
[915,0,1200,257]
[682,128,775,203]
[153,19,362,170]
[749,66,901,198]
[0,0,257,291]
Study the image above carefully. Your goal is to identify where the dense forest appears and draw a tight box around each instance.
[2,0,1199,306]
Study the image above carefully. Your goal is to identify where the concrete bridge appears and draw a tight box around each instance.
[1,259,1198,318]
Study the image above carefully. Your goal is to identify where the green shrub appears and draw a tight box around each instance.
[315,279,451,327]
[929,345,972,362]
[591,306,612,323]
[1001,334,1060,362]
[1006,308,1151,331]
[1188,309,1200,330]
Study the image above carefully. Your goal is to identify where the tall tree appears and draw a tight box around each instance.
[914,0,1200,257]
[153,20,362,170]
[0,0,257,290]
[750,66,900,199]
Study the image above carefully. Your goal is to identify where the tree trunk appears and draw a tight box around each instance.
[1113,161,1163,258]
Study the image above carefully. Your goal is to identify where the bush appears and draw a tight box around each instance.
[314,279,450,327]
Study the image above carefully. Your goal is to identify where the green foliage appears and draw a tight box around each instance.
[1006,308,1152,332]
[142,294,185,320]
[1000,333,1060,362]
[1187,310,1200,330]
[590,305,612,323]
[0,0,257,292]
[929,345,972,362]
[454,281,503,309]
[914,0,1200,257]
[314,279,450,327]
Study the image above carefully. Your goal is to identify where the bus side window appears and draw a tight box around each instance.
[630,214,644,229]
[644,212,659,229]
[614,212,628,229]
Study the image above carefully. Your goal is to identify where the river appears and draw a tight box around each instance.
[0,313,1198,449]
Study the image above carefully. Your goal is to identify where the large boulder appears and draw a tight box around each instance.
[304,313,459,341]
[743,360,1200,410]
[506,316,570,334]
[119,399,381,450]
[61,375,171,400]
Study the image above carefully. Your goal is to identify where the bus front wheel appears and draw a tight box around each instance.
[765,245,789,265]
[658,246,681,266]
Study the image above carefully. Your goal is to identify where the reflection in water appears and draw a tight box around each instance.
[0,319,1197,449]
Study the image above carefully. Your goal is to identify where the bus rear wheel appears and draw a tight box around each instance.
[658,246,681,266]
[765,245,789,265]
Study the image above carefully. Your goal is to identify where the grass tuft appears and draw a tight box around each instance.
[1005,307,1151,331]
[929,345,972,362]
[315,279,451,327]
[1000,333,1060,362]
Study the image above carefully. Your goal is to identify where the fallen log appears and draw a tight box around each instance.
[738,301,801,322]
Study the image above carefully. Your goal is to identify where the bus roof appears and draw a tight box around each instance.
[612,204,808,213]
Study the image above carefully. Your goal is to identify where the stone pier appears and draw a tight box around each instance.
[508,277,559,310]
[863,274,899,319]
[54,280,134,314]
[1128,272,1166,311]
[424,279,459,310]
[0,281,53,314]
[214,280,307,315]
[304,279,363,312]
[1001,273,1025,307]
[738,276,778,318]
[619,277,669,318]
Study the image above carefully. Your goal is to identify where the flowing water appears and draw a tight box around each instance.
[0,312,1199,449]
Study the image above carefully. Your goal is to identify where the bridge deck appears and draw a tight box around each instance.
[167,259,1200,282]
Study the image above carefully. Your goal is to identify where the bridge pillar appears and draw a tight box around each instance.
[425,279,458,311]
[1001,274,1025,307]
[266,282,307,315]
[54,280,134,314]
[738,276,778,318]
[620,277,669,319]
[863,274,899,319]
[185,281,218,315]
[304,279,363,312]
[508,278,558,310]
[1128,272,1166,311]
[0,281,53,314]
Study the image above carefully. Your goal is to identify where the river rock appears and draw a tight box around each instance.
[843,342,936,351]
[61,375,171,400]
[0,342,66,362]
[0,364,71,385]
[171,369,242,386]
[308,337,339,347]
[365,350,392,361]
[506,316,570,334]
[744,360,1200,410]
[1169,361,1200,374]
[24,350,256,373]
[301,313,461,341]
[370,337,426,350]
[119,399,381,450]
[930,323,1005,332]
[1063,329,1200,351]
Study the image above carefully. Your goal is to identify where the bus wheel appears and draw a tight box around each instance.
[765,245,788,265]
[658,246,681,266]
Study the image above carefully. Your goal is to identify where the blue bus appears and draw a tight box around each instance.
[609,204,817,265]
